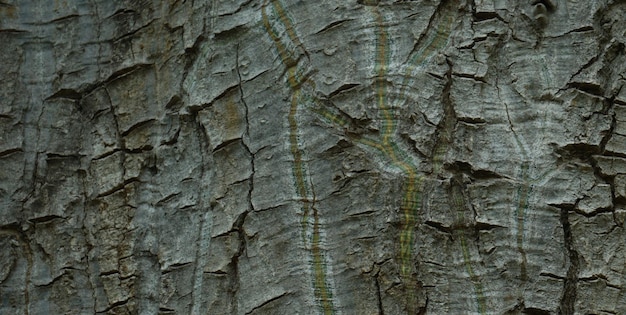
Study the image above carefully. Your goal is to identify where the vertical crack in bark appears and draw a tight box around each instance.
[373,269,385,315]
[233,43,254,314]
[230,210,248,315]
[431,58,456,175]
[559,207,579,315]
[599,104,617,154]
[403,0,456,69]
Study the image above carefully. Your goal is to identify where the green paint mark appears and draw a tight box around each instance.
[371,8,423,313]
[373,10,395,144]
[262,2,336,314]
[310,103,351,129]
[450,181,487,314]
[395,3,455,109]
[264,2,458,313]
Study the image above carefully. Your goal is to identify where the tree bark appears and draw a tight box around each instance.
[1,0,625,314]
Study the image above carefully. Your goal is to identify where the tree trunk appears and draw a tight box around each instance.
[1,0,625,314]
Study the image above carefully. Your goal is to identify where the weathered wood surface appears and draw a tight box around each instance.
[1,0,626,314]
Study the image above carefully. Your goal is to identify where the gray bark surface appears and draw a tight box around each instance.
[1,0,625,314]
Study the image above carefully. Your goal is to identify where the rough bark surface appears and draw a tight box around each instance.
[1,0,626,314]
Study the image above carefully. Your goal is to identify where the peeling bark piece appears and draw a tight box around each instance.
[614,175,626,199]
[576,184,612,215]
[594,155,626,176]
[605,134,626,155]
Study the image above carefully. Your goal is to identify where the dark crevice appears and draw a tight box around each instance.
[162,262,193,274]
[106,8,137,19]
[569,82,604,98]
[348,210,377,217]
[214,24,248,40]
[158,307,176,314]
[45,153,84,160]
[315,19,353,35]
[0,28,28,33]
[123,146,154,154]
[28,215,63,224]
[565,25,594,34]
[426,71,444,80]
[161,129,180,146]
[168,262,192,269]
[46,89,82,101]
[113,19,156,42]
[0,148,23,158]
[555,143,601,164]
[120,119,156,137]
[104,63,153,85]
[558,205,579,315]
[156,193,180,206]
[252,203,287,214]
[92,149,121,161]
[189,85,241,113]
[244,292,290,315]
[99,270,120,277]
[204,270,228,275]
[557,55,599,94]
[473,11,500,22]
[223,0,255,17]
[539,272,564,280]
[475,221,505,231]
[599,110,617,154]
[165,95,183,112]
[424,220,452,234]
[457,116,486,124]
[430,58,456,175]
[228,211,248,314]
[183,34,207,75]
[374,270,385,315]
[405,0,455,65]
[531,0,556,12]
[213,138,242,153]
[328,83,360,98]
[357,0,380,6]
[523,307,552,315]
[95,178,140,198]
[573,207,614,218]
[449,160,506,180]
[96,298,130,314]
[234,45,253,314]
[453,72,487,83]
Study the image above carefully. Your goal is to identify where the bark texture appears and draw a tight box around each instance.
[1,0,626,314]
